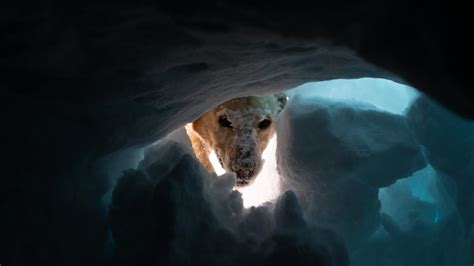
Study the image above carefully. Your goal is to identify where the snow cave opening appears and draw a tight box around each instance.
[106,77,473,266]
[131,78,421,208]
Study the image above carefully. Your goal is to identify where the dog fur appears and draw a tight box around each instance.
[186,94,287,186]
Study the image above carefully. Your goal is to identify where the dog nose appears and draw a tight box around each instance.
[233,146,260,185]
[234,168,255,185]
[238,156,255,170]
[237,147,252,157]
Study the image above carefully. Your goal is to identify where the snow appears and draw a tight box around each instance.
[110,136,348,265]
[104,79,473,266]
[406,95,474,239]
[286,78,419,115]
[378,165,456,229]
[7,2,473,263]
[277,95,426,189]
[275,94,428,248]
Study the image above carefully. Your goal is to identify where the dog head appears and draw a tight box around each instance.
[191,94,287,185]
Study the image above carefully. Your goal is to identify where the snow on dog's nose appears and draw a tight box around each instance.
[232,157,262,186]
[231,132,262,185]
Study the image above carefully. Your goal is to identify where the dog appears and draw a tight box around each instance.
[186,94,287,186]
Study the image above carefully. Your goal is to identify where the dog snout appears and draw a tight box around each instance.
[242,150,252,158]
[231,157,262,186]
[234,168,256,185]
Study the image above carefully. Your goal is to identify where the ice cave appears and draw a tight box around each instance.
[97,77,473,266]
[3,1,474,266]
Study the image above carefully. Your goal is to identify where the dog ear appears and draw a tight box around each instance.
[275,93,288,114]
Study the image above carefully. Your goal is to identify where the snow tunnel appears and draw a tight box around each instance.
[4,2,474,266]
[102,78,473,266]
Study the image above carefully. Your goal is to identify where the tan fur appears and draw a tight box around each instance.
[186,94,286,185]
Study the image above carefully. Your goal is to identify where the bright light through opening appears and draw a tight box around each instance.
[209,135,280,208]
[209,150,226,176]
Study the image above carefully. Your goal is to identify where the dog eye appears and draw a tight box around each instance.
[218,116,233,128]
[258,119,272,129]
